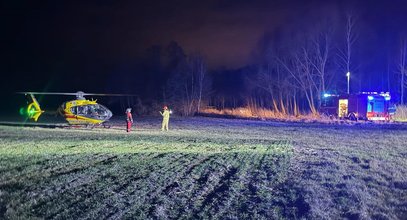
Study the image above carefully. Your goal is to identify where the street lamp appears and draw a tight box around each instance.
[346,72,350,94]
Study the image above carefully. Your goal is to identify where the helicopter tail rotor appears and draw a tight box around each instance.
[19,94,44,122]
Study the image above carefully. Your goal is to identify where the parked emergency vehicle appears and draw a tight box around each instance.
[320,92,391,121]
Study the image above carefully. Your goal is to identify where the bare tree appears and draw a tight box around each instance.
[165,52,209,116]
[278,47,319,115]
[308,30,333,108]
[254,64,280,112]
[273,15,338,115]
[338,13,358,93]
[190,54,207,112]
[252,8,355,115]
[253,63,296,116]
[398,38,407,104]
[344,14,357,73]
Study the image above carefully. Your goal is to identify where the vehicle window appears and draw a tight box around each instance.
[96,104,108,116]
[367,102,373,112]
[77,106,88,115]
[88,105,96,115]
[70,106,77,114]
[374,101,384,112]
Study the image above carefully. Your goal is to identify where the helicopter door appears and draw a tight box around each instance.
[76,105,88,116]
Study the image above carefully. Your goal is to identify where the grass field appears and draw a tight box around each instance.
[0,117,406,219]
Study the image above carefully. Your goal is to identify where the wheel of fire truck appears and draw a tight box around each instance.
[348,112,358,121]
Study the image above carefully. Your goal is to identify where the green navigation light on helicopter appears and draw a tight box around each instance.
[19,107,25,116]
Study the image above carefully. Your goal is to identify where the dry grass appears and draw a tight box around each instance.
[200,106,344,124]
[393,105,407,122]
[201,106,407,125]
[201,106,296,119]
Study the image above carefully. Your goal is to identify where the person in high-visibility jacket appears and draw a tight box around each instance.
[159,106,170,131]
[125,108,133,132]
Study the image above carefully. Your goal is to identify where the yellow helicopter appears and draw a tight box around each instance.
[18,91,134,126]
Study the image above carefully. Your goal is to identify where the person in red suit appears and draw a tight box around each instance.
[125,108,133,132]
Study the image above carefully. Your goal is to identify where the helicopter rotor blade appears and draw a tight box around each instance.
[17,92,80,96]
[17,92,138,97]
[81,93,138,97]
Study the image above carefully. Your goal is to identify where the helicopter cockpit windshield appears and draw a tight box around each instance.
[71,104,112,120]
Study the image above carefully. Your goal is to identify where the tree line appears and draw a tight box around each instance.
[116,10,407,116]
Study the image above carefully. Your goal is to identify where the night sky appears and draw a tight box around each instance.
[1,0,407,113]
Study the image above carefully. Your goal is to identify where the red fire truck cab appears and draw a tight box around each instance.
[320,92,391,121]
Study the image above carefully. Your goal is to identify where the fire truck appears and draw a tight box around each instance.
[320,92,391,121]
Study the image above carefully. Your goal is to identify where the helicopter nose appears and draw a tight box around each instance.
[106,109,113,120]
